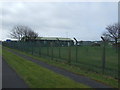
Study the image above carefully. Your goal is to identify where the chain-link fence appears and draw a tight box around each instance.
[3,41,118,79]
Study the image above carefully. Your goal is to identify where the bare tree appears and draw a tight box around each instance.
[105,23,120,45]
[10,25,24,40]
[10,25,38,41]
[102,23,120,47]
[27,29,38,41]
[102,32,112,42]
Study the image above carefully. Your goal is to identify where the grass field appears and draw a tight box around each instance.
[29,46,118,78]
[2,48,90,88]
[3,47,118,88]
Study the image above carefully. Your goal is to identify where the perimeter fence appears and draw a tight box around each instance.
[3,41,119,79]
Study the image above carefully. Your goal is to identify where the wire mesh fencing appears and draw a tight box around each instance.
[3,41,119,79]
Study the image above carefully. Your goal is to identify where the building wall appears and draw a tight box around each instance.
[36,40,74,47]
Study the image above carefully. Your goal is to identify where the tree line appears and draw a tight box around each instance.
[10,23,120,46]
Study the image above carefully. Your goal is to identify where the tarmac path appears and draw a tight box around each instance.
[2,59,28,88]
[4,48,113,88]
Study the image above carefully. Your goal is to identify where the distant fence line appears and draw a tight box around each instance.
[3,41,119,79]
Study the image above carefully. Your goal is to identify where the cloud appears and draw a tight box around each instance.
[0,2,118,41]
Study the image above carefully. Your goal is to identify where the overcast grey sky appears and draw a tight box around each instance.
[0,2,118,41]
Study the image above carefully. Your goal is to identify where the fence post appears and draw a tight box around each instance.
[51,41,53,60]
[59,45,61,59]
[21,41,25,52]
[68,43,71,64]
[27,42,29,53]
[47,46,49,56]
[56,38,61,59]
[118,42,120,80]
[75,46,78,62]
[102,41,106,74]
[31,41,33,55]
[17,41,19,50]
[39,42,41,56]
[101,37,106,74]
[73,38,78,62]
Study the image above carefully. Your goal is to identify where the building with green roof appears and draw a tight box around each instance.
[36,37,74,46]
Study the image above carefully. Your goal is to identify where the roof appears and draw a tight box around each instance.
[36,37,73,41]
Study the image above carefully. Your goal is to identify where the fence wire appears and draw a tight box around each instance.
[3,41,119,79]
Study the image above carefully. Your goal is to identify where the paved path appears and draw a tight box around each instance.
[5,48,112,88]
[2,59,28,88]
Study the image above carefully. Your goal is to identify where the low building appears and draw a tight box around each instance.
[6,39,11,42]
[117,39,120,43]
[78,41,93,46]
[36,37,74,47]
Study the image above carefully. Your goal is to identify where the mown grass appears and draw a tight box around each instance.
[2,48,90,88]
[4,47,118,88]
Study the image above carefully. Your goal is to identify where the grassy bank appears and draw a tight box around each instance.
[2,48,90,88]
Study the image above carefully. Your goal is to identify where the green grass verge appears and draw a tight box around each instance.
[4,47,118,88]
[2,48,90,88]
